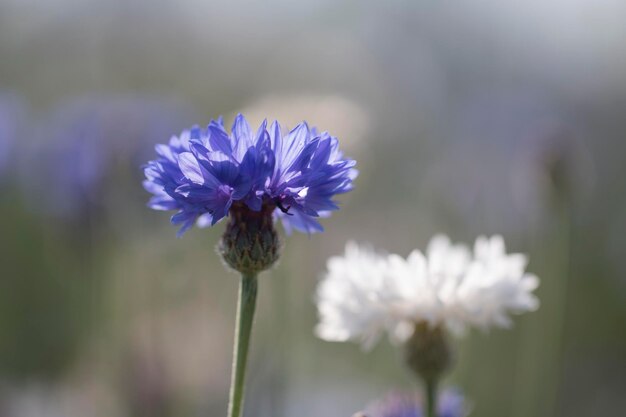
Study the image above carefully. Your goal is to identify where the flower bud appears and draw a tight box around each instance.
[219,202,280,274]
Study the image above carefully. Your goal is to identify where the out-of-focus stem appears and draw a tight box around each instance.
[425,378,438,417]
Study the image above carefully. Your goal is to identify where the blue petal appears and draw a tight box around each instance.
[232,114,253,161]
[178,152,205,183]
[171,211,198,237]
[278,122,310,173]
[276,208,324,235]
[207,124,232,154]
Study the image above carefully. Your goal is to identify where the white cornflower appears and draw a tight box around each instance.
[315,242,403,349]
[315,235,539,349]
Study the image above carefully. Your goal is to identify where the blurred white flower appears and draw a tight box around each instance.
[315,242,402,350]
[315,235,539,349]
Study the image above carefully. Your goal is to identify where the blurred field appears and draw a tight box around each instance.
[0,1,625,416]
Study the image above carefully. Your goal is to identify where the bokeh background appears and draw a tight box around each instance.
[1,1,625,416]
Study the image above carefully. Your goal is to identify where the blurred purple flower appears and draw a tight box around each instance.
[22,95,194,218]
[143,114,357,236]
[362,389,466,417]
[360,389,466,417]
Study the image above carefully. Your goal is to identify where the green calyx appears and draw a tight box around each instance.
[404,321,453,385]
[219,202,280,274]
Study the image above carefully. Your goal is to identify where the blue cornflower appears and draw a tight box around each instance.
[362,390,466,417]
[143,114,357,236]
[144,115,356,417]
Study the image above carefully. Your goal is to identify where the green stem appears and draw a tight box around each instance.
[227,273,258,417]
[425,378,438,417]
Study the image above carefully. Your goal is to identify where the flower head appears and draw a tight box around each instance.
[316,235,539,349]
[360,389,466,417]
[143,114,357,236]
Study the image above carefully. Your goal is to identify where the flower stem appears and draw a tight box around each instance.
[425,378,438,417]
[227,273,258,417]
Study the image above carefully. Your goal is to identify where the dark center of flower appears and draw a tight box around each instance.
[229,199,276,219]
